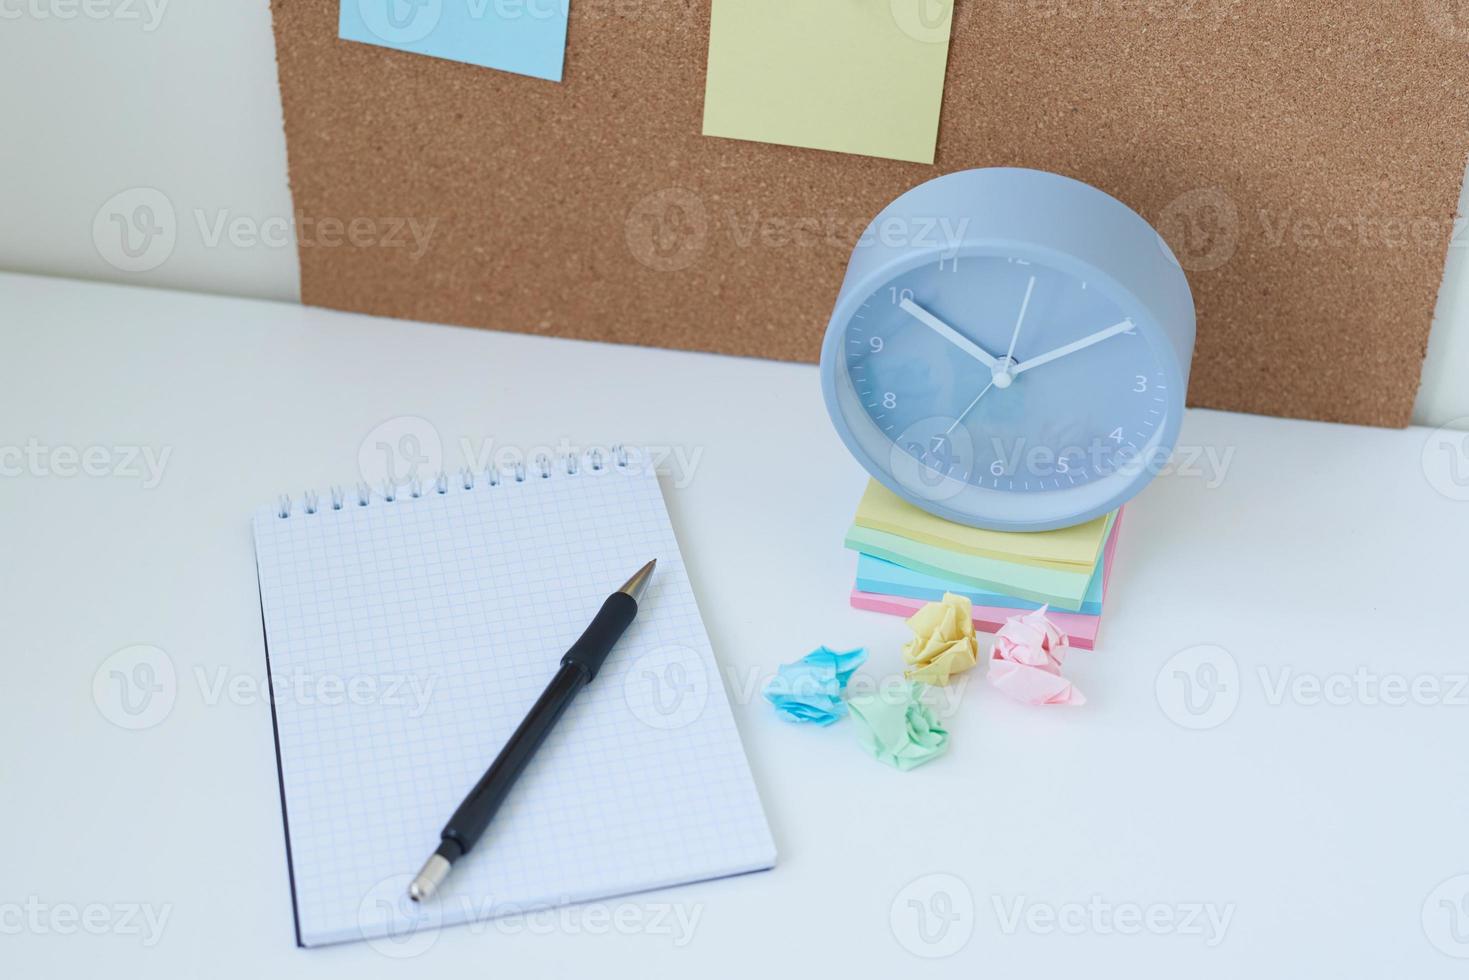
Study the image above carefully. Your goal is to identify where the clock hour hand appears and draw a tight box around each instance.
[1011,318,1135,376]
[898,297,1001,371]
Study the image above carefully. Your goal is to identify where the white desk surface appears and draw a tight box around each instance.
[4,271,1468,977]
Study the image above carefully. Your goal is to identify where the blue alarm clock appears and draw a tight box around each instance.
[820,168,1196,531]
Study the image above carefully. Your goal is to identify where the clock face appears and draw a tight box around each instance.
[841,253,1170,495]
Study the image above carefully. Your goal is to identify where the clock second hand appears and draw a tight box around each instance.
[944,380,995,436]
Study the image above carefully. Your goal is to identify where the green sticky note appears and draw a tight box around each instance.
[702,0,955,164]
[844,524,1096,611]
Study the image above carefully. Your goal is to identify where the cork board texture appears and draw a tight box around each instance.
[270,0,1469,427]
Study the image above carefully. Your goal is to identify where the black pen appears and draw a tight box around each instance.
[408,559,657,901]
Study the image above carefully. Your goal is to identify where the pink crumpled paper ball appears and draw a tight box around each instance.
[987,606,1086,706]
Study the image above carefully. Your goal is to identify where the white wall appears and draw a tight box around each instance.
[1,1,1464,429]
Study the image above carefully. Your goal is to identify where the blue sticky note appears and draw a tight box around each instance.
[339,0,569,82]
[855,552,1106,616]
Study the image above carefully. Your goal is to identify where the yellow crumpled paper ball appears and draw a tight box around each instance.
[901,592,979,686]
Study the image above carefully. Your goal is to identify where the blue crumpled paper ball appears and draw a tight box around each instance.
[763,646,868,725]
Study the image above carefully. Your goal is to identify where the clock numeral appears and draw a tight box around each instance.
[990,460,1007,477]
[869,336,885,353]
[1108,427,1124,444]
[886,287,914,306]
[1133,375,1148,393]
[882,391,897,410]
[937,256,960,273]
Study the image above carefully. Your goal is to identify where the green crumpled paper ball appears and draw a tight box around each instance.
[847,681,949,771]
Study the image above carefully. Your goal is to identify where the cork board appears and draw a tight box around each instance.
[270,0,1469,427]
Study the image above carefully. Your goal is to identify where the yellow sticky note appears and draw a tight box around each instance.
[854,480,1115,571]
[702,0,955,165]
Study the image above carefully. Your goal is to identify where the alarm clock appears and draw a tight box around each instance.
[820,167,1196,532]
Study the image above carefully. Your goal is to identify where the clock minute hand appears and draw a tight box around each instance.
[1011,318,1135,376]
[898,297,1001,371]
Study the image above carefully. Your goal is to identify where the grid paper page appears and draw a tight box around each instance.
[252,466,775,946]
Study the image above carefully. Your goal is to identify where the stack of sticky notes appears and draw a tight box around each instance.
[846,482,1122,650]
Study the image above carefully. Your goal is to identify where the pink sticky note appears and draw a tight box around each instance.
[850,589,1102,650]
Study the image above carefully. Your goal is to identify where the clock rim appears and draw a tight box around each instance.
[820,239,1188,531]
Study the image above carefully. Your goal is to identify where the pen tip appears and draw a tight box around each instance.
[618,560,657,604]
[409,853,452,903]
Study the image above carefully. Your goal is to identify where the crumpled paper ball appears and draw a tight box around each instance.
[901,592,979,686]
[763,645,868,725]
[988,606,1086,706]
[847,681,950,771]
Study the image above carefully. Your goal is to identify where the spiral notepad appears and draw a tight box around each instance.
[252,453,775,947]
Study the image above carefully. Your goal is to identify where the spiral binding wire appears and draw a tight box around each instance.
[275,445,633,519]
